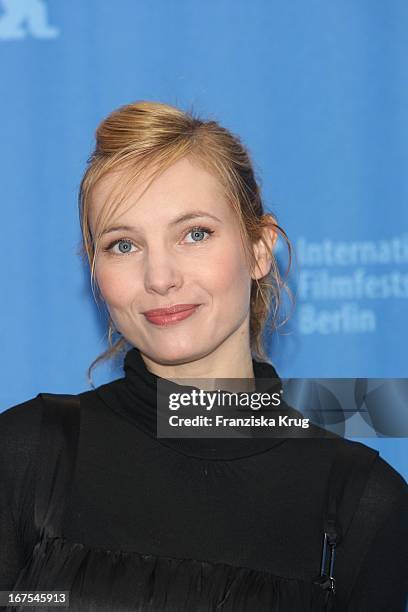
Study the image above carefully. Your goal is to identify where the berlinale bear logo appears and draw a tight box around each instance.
[0,0,59,40]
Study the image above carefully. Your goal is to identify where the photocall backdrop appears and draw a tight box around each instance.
[1,1,407,480]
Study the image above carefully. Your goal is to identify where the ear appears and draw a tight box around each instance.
[251,215,278,281]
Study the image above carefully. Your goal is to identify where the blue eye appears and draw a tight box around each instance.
[185,226,214,243]
[104,238,136,255]
[117,240,134,253]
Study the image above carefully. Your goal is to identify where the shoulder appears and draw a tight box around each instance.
[341,438,407,501]
[0,392,84,493]
[329,437,407,508]
[358,444,408,520]
[0,394,44,457]
[0,392,82,461]
[0,392,44,423]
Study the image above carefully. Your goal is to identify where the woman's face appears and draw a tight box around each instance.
[89,156,271,366]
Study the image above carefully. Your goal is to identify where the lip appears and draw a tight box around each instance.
[143,304,201,326]
[143,304,200,316]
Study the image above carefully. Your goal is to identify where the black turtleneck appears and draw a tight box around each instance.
[0,347,407,611]
[95,346,302,460]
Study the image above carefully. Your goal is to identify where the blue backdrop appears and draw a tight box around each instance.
[1,0,407,480]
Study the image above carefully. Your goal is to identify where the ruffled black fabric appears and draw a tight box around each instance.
[11,534,333,611]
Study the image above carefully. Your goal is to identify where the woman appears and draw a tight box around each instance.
[1,101,407,611]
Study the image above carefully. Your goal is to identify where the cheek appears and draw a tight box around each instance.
[95,262,135,306]
[201,244,250,295]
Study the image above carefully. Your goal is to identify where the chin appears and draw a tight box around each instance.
[148,342,207,366]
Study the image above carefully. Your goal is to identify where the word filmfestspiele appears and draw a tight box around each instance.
[168,390,282,411]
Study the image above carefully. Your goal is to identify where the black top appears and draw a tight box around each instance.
[0,347,407,611]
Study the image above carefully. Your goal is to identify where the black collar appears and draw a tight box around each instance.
[96,346,290,460]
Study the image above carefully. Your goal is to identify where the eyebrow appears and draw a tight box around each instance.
[101,210,222,236]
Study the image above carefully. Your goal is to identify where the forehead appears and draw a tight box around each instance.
[89,156,232,232]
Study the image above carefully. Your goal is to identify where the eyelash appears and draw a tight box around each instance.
[102,226,215,256]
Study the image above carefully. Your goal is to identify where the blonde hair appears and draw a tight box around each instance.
[77,100,293,387]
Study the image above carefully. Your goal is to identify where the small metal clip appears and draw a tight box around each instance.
[319,531,337,594]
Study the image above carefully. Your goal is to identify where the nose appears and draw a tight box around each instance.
[143,246,183,295]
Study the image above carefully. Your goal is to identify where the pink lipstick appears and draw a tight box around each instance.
[143,304,200,326]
